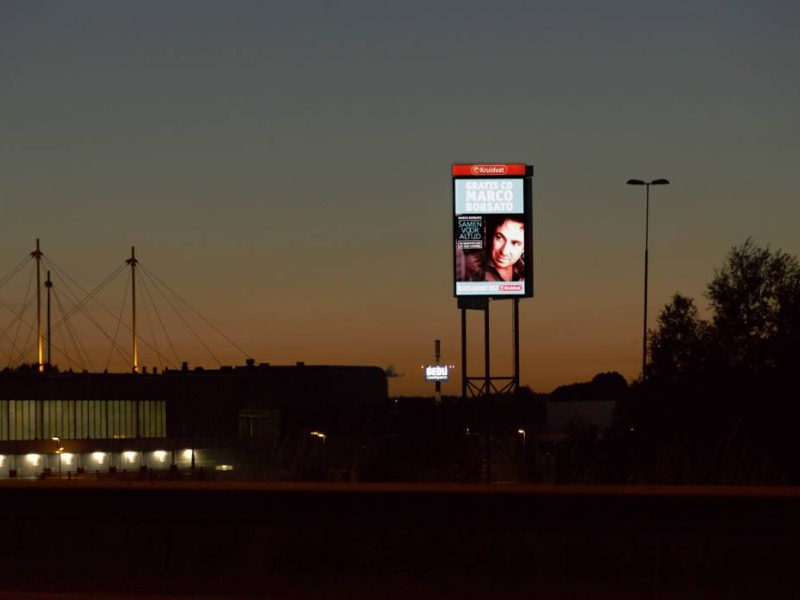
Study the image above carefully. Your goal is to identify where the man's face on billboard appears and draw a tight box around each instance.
[491,219,524,270]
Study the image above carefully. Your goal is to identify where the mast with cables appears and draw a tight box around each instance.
[46,270,52,368]
[126,247,138,374]
[31,239,44,373]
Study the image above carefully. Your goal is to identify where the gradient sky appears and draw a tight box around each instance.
[1,1,798,396]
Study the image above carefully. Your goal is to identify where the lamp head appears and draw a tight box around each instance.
[651,179,670,185]
[626,179,646,185]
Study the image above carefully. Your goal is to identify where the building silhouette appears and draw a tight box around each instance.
[0,361,388,479]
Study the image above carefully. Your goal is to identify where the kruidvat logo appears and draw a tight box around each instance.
[471,164,508,176]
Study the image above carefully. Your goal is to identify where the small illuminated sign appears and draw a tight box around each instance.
[424,365,450,382]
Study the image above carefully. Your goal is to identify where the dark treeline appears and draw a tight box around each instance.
[607,238,800,485]
[378,375,623,484]
[372,386,547,482]
[380,239,800,485]
[5,240,796,486]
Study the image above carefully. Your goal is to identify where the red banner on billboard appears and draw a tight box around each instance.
[452,164,528,177]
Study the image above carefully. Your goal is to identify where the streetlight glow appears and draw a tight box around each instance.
[310,431,327,475]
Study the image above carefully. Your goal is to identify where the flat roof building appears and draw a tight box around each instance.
[0,362,388,480]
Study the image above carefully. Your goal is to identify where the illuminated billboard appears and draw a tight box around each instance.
[424,364,451,382]
[453,164,534,298]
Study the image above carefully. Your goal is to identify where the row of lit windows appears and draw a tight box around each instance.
[0,450,235,476]
[0,400,166,441]
[0,450,174,467]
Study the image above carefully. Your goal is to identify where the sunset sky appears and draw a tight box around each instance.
[1,1,798,396]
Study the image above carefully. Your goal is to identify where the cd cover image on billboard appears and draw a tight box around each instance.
[453,177,531,298]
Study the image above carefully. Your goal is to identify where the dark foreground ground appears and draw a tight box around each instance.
[1,480,799,599]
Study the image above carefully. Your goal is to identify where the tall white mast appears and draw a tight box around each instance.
[31,239,43,372]
[126,247,139,373]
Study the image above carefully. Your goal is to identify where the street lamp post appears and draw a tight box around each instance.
[310,431,327,475]
[517,429,526,481]
[627,178,670,381]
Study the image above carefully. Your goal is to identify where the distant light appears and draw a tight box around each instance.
[27,454,41,466]
[0,455,4,467]
[518,429,525,435]
[182,449,193,460]
[124,451,137,463]
[92,452,106,464]
[154,450,168,463]
[61,453,74,466]
[215,465,234,471]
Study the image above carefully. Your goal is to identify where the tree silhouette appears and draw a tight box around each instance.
[620,239,800,484]
[550,371,628,402]
[648,238,800,383]
[706,238,800,375]
[648,293,710,383]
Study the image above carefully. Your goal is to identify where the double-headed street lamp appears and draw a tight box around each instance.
[627,178,670,381]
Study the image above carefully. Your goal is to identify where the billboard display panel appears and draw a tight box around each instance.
[453,164,533,298]
[424,364,450,382]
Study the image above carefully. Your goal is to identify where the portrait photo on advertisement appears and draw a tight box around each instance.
[455,214,526,283]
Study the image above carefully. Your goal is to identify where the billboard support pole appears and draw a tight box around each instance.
[461,308,467,400]
[458,298,521,483]
[484,301,492,483]
[513,298,520,391]
[434,339,442,405]
[484,301,491,395]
